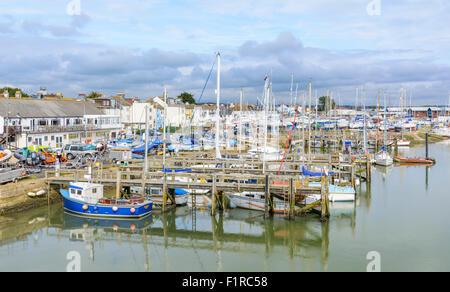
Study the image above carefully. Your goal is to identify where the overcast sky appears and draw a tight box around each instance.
[1,0,449,106]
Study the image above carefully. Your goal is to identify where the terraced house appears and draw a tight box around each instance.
[0,98,122,149]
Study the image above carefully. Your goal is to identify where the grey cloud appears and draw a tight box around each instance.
[239,31,304,58]
[1,31,449,105]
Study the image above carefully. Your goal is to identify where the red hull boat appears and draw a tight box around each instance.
[393,156,435,165]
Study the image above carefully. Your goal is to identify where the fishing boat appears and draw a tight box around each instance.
[60,182,153,218]
[393,156,435,165]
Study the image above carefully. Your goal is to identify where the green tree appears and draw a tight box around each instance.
[178,92,196,104]
[318,96,336,113]
[86,91,101,99]
[1,87,29,98]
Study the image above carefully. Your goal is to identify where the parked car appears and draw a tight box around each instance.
[62,144,98,160]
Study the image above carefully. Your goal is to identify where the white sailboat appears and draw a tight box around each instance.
[375,93,393,166]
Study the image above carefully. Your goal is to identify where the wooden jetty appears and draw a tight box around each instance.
[45,150,373,221]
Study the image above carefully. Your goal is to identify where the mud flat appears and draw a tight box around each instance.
[0,177,60,216]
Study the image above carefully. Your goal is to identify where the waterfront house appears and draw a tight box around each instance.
[0,98,122,149]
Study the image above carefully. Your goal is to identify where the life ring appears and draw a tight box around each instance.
[82,204,88,210]
[130,208,136,214]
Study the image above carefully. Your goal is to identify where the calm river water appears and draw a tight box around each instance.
[1,142,449,272]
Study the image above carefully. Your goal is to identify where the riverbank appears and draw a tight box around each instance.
[402,131,449,147]
[0,176,60,216]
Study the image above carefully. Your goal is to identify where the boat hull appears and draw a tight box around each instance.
[60,190,152,218]
[393,157,435,164]
[227,193,299,213]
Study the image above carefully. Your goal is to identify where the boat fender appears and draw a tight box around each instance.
[130,224,136,231]
[229,201,237,209]
[28,192,36,197]
[130,208,136,214]
[82,204,88,210]
[112,206,118,212]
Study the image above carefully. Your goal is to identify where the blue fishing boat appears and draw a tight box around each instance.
[60,182,153,218]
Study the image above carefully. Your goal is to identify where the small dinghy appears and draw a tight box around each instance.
[0,149,12,163]
[393,156,435,165]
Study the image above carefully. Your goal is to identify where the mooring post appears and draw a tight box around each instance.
[211,174,217,215]
[350,163,355,188]
[426,133,429,159]
[289,177,294,220]
[163,172,168,212]
[321,176,330,221]
[116,170,121,200]
[366,154,371,184]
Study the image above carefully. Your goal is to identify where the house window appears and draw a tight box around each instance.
[28,137,32,143]
[51,136,55,141]
[44,136,48,142]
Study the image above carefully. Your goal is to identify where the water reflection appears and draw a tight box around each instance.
[0,191,363,271]
[374,165,393,179]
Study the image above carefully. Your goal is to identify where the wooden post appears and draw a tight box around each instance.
[289,177,294,220]
[264,174,269,218]
[366,154,371,184]
[321,176,330,221]
[211,175,217,215]
[116,170,121,200]
[163,172,168,212]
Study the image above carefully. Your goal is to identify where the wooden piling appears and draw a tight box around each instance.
[289,178,294,220]
[211,174,217,215]
[366,154,371,184]
[321,176,330,221]
[264,174,270,218]
[163,172,168,212]
[115,170,121,200]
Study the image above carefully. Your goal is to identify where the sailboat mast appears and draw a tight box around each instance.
[240,89,243,153]
[308,82,312,160]
[163,88,167,168]
[290,73,294,106]
[215,52,221,160]
[263,76,269,174]
[363,90,367,153]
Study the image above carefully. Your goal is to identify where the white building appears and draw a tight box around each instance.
[0,98,122,149]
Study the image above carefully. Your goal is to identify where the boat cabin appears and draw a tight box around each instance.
[68,182,104,204]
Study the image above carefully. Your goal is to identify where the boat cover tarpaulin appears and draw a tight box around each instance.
[302,166,334,177]
[163,167,192,173]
